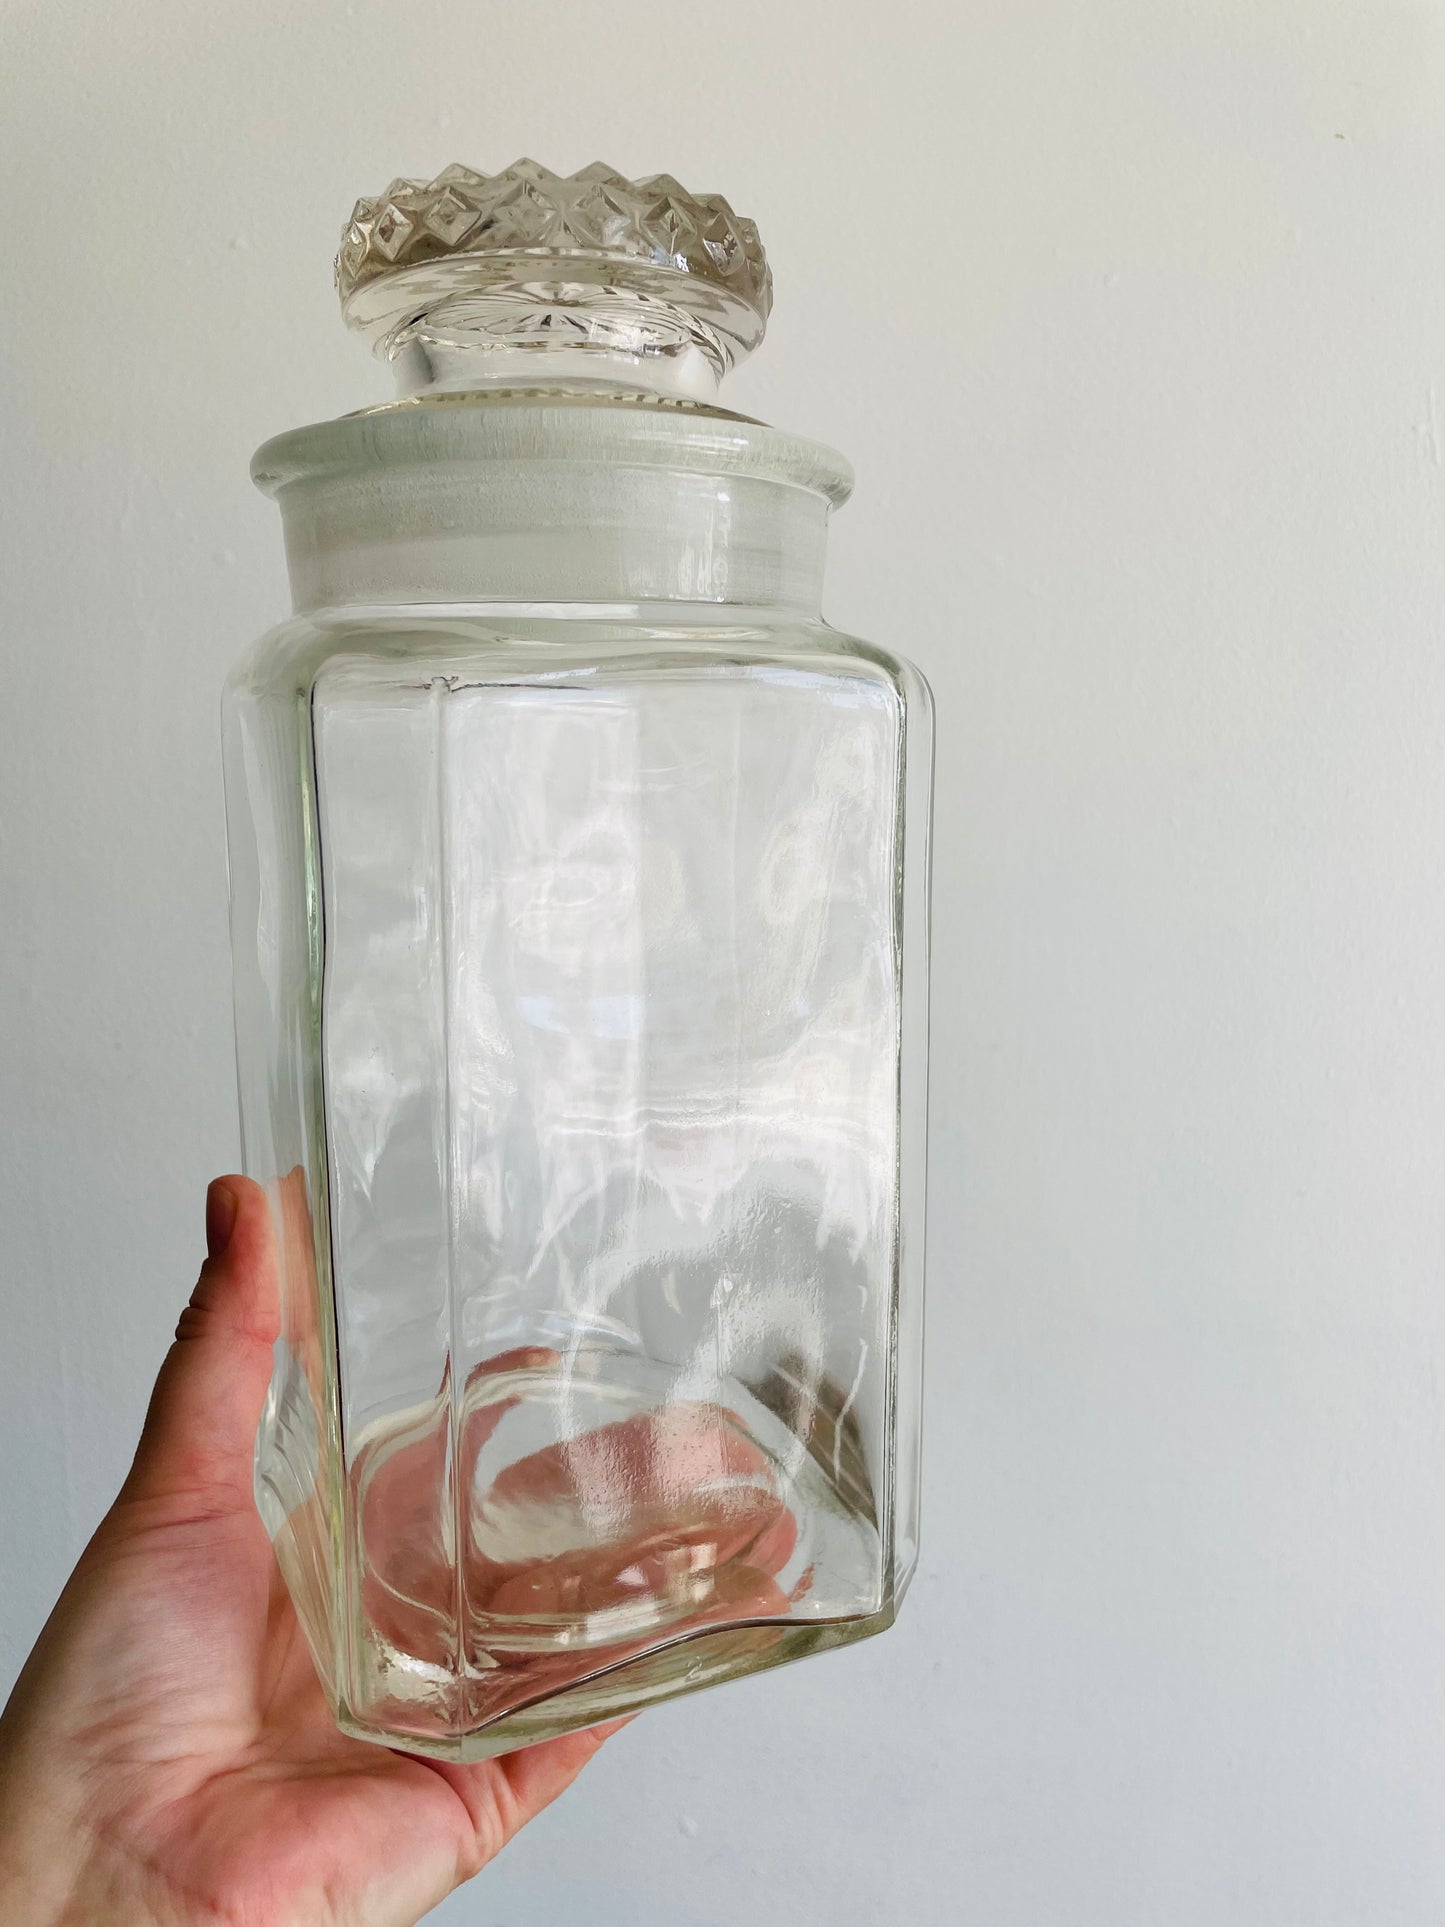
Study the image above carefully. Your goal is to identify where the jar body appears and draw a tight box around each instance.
[226,421,930,1760]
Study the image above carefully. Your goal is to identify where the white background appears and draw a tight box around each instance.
[6,2,1445,1921]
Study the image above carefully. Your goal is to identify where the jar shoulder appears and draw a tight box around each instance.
[226,608,930,710]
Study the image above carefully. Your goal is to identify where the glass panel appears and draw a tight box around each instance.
[309,635,903,1743]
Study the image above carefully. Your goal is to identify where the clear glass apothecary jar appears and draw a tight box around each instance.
[223,161,932,1760]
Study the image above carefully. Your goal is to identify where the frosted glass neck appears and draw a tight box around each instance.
[253,401,851,618]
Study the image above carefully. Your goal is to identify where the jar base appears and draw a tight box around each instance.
[334,1601,896,1762]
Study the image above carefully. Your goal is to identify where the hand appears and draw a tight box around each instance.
[0,1176,623,1927]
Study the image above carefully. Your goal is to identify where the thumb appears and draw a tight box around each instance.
[120,1175,282,1515]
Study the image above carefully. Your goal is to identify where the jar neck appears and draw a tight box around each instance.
[255,400,851,619]
[388,321,725,407]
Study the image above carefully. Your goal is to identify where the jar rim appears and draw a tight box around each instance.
[252,395,854,508]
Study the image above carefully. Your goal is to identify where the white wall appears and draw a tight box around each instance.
[6,1,1445,1920]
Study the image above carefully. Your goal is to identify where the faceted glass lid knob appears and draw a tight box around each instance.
[335,159,773,400]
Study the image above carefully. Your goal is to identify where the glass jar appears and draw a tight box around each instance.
[223,161,932,1760]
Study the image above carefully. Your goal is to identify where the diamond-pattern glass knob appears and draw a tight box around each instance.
[335,159,772,382]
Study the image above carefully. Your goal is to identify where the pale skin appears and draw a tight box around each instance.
[0,1177,626,1927]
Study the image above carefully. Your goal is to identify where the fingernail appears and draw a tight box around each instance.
[206,1180,239,1260]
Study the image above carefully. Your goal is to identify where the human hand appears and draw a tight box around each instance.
[0,1176,624,1927]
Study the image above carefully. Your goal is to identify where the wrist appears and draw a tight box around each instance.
[0,1819,173,1927]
